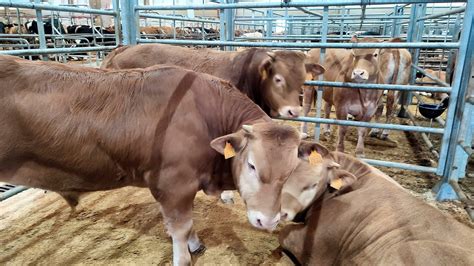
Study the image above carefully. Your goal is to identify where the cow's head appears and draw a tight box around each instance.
[280,142,357,221]
[346,36,384,83]
[259,51,325,118]
[211,122,306,231]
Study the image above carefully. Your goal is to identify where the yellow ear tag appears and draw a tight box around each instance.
[308,150,323,166]
[330,178,343,190]
[260,69,268,80]
[224,142,236,159]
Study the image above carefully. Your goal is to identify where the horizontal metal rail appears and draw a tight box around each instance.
[139,13,220,24]
[137,39,460,49]
[277,116,444,134]
[305,80,451,93]
[234,15,411,21]
[362,159,438,173]
[0,46,115,56]
[412,64,450,87]
[417,6,466,21]
[0,186,28,201]
[135,0,466,10]
[0,1,116,15]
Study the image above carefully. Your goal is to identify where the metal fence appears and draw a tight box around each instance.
[0,0,120,58]
[128,0,473,201]
[0,0,472,202]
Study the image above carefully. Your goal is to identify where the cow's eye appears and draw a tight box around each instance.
[373,53,378,58]
[302,183,317,191]
[248,162,256,171]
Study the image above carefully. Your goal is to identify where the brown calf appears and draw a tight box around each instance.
[418,69,449,100]
[101,44,324,118]
[0,55,309,265]
[302,38,411,143]
[279,151,474,265]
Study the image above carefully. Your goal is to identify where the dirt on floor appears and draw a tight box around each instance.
[0,96,473,265]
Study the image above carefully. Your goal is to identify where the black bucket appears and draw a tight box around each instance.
[418,97,449,119]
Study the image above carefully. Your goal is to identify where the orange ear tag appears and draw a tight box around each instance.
[330,178,343,190]
[308,150,323,166]
[224,142,236,159]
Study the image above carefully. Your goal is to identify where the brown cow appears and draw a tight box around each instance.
[370,38,412,139]
[418,69,449,100]
[101,44,325,118]
[302,38,411,142]
[279,151,474,265]
[301,48,351,136]
[0,55,311,265]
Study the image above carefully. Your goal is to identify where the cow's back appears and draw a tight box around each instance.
[307,48,350,104]
[102,44,231,78]
[0,56,231,192]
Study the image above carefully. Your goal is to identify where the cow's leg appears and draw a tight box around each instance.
[150,179,201,266]
[380,90,398,140]
[220,190,234,204]
[300,88,314,136]
[322,101,332,137]
[335,107,348,153]
[369,100,384,138]
[355,126,368,158]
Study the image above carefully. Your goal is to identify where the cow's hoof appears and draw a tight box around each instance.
[300,132,309,139]
[369,131,379,138]
[379,134,388,140]
[221,198,234,204]
[191,244,206,256]
[323,131,331,137]
[355,153,365,158]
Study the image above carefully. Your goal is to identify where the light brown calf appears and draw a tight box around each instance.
[302,38,411,142]
[279,151,474,265]
[418,69,449,100]
[0,55,310,266]
[101,44,324,118]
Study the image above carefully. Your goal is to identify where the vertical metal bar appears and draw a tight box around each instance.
[391,5,399,37]
[225,0,234,50]
[339,6,346,38]
[313,6,329,142]
[219,0,226,50]
[266,9,272,38]
[435,0,473,199]
[120,0,133,45]
[434,1,474,200]
[34,0,47,61]
[15,8,21,35]
[112,0,122,45]
[399,3,426,118]
[446,13,461,84]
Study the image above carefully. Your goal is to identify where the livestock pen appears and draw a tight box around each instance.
[0,0,473,265]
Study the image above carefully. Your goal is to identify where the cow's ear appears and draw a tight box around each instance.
[328,169,357,191]
[350,35,359,43]
[210,132,245,157]
[298,140,330,160]
[258,54,275,80]
[305,63,326,77]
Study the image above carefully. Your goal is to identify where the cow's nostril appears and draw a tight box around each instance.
[281,213,288,220]
[288,110,294,117]
[257,219,262,227]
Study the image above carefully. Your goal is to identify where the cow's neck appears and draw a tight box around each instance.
[229,48,270,114]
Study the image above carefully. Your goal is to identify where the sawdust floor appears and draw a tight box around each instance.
[0,98,473,265]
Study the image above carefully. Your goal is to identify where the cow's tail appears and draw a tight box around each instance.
[100,45,130,69]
